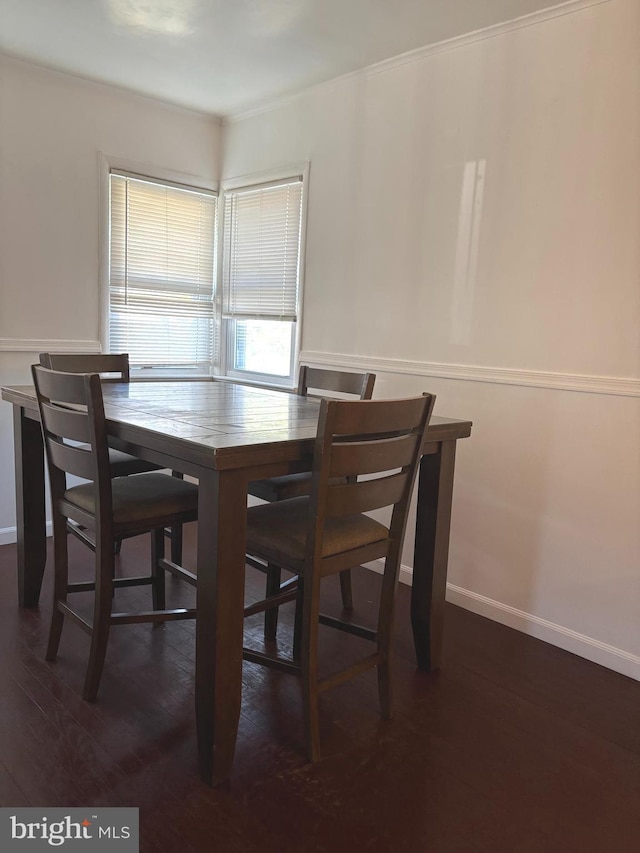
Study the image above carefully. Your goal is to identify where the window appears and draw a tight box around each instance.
[108,171,217,375]
[105,165,306,386]
[221,173,305,386]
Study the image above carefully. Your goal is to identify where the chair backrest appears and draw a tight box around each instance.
[31,365,112,526]
[307,394,435,568]
[39,353,130,383]
[298,366,375,400]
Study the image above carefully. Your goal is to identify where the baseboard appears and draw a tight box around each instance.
[0,523,52,546]
[366,561,640,682]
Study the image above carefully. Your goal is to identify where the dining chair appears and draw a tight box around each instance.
[247,366,376,640]
[39,353,184,562]
[32,364,198,701]
[243,392,435,761]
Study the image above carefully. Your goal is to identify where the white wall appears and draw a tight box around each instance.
[222,0,640,677]
[0,55,222,536]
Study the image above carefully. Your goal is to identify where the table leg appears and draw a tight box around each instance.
[14,407,47,608]
[411,440,457,671]
[195,468,247,786]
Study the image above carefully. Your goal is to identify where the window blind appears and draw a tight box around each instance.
[222,177,303,322]
[109,172,217,368]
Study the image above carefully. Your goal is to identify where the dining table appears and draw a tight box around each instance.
[1,378,472,785]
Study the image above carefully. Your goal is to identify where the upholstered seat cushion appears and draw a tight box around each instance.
[65,473,198,524]
[107,446,162,477]
[249,472,351,503]
[249,472,313,502]
[247,496,389,567]
[73,443,162,477]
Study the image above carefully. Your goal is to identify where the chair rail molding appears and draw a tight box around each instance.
[0,338,102,354]
[299,351,640,398]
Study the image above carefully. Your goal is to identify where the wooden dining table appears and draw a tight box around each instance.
[1,378,471,785]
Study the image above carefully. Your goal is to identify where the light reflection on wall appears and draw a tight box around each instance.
[451,159,486,346]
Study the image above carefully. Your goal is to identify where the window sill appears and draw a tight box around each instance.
[130,374,214,383]
[213,374,296,393]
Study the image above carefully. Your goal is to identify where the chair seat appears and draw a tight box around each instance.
[73,443,161,477]
[247,496,389,567]
[249,472,313,502]
[107,446,162,477]
[65,473,198,525]
[250,472,353,503]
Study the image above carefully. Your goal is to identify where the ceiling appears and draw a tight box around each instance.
[0,0,564,117]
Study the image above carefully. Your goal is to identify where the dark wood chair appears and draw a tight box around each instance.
[32,364,198,701]
[247,366,376,639]
[39,353,183,562]
[243,392,435,761]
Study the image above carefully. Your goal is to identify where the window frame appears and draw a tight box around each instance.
[99,154,219,380]
[217,163,309,389]
[100,156,308,387]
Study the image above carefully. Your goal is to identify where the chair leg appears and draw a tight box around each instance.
[169,524,183,565]
[292,576,304,662]
[83,537,114,701]
[166,471,185,565]
[46,514,69,662]
[376,557,398,720]
[264,564,282,640]
[339,569,353,611]
[151,528,166,611]
[300,573,322,763]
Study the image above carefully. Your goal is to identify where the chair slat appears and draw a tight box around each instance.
[47,438,95,481]
[33,367,91,405]
[326,471,408,517]
[300,366,375,399]
[39,352,130,382]
[331,395,429,436]
[40,401,91,443]
[329,432,421,478]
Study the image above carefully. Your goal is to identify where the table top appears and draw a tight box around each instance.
[2,380,472,472]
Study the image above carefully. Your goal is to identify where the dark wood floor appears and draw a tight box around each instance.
[0,525,639,852]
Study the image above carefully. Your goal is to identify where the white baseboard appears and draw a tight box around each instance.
[0,526,17,546]
[367,561,640,682]
[0,523,52,546]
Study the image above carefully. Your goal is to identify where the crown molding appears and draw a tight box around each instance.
[300,350,640,398]
[226,0,612,124]
[0,50,223,123]
[0,338,101,354]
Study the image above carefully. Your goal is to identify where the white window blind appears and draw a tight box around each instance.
[109,172,216,369]
[222,177,303,321]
